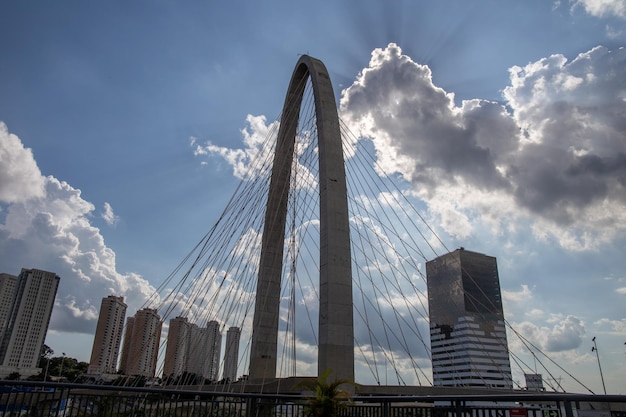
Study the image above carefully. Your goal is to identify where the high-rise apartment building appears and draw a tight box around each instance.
[426,248,513,389]
[88,295,127,375]
[119,308,162,377]
[0,273,18,341]
[185,323,204,379]
[185,320,221,382]
[0,268,60,378]
[223,326,241,382]
[163,318,221,382]
[163,316,190,378]
[118,316,134,373]
[205,320,221,381]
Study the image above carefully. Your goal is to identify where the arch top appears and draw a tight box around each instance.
[293,55,333,87]
[295,54,328,72]
[285,55,341,159]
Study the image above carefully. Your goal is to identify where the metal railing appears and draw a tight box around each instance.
[1,381,624,417]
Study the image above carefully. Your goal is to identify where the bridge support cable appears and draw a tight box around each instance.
[339,126,437,385]
[342,116,588,390]
[339,117,598,393]
[279,77,436,385]
[134,55,596,393]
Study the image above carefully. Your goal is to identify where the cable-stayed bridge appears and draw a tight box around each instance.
[143,55,594,395]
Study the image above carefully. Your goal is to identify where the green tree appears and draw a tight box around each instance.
[6,371,21,380]
[61,357,88,382]
[37,344,54,368]
[39,354,88,382]
[27,344,56,381]
[296,370,356,417]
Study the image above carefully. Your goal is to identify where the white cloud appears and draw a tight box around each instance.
[101,202,119,226]
[572,0,626,18]
[193,114,321,194]
[545,315,587,351]
[616,287,626,294]
[0,122,45,203]
[339,43,626,251]
[502,284,534,305]
[605,24,624,38]
[65,296,99,320]
[193,115,279,180]
[515,315,586,352]
[594,317,626,333]
[231,227,262,267]
[0,123,156,336]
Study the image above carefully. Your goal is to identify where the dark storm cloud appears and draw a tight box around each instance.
[340,44,626,247]
[507,143,616,224]
[503,46,626,223]
[567,152,626,184]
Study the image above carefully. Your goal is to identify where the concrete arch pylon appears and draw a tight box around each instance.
[249,55,354,383]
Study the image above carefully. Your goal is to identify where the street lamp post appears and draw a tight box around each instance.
[591,337,607,394]
[44,358,50,381]
[59,352,66,381]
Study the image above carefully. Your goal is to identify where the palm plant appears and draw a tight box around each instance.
[296,370,356,417]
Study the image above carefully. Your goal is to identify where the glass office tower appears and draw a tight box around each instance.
[427,248,513,389]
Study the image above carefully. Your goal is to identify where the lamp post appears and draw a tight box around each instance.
[59,352,66,381]
[44,357,50,381]
[591,337,607,394]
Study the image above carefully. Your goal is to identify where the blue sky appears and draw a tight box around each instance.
[1,1,625,392]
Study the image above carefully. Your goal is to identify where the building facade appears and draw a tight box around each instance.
[204,320,221,381]
[118,316,134,373]
[185,324,205,379]
[426,249,513,389]
[184,321,221,382]
[119,308,162,378]
[163,316,190,378]
[88,295,127,375]
[223,326,241,382]
[0,268,60,378]
[0,273,18,341]
[163,318,222,382]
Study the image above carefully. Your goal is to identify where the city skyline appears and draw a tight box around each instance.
[0,1,625,393]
